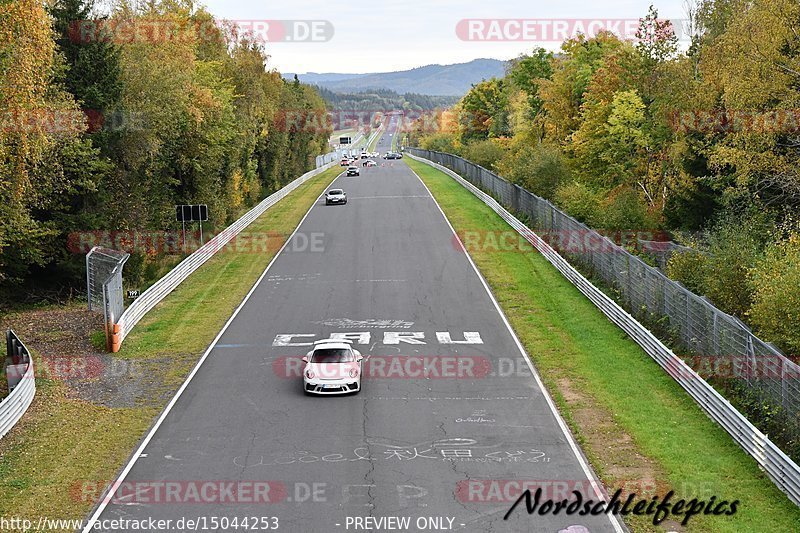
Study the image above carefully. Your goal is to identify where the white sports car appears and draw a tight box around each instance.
[303,341,363,395]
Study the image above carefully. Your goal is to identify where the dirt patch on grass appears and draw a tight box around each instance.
[555,377,684,532]
[1,304,103,356]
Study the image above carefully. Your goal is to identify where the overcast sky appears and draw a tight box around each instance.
[201,0,690,74]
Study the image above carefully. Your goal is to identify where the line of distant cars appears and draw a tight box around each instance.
[339,149,402,168]
[339,150,379,167]
[329,148,403,210]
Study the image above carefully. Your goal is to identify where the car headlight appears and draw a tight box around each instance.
[349,368,359,378]
[305,369,315,379]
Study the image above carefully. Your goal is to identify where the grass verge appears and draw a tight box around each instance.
[406,157,800,532]
[367,127,383,152]
[0,166,341,524]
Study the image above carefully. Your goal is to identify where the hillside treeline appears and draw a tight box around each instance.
[315,86,458,113]
[410,2,800,356]
[0,0,331,298]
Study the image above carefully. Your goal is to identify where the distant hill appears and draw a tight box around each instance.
[285,58,507,97]
[286,73,364,84]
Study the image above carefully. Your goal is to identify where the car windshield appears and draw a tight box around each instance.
[311,348,353,363]
[329,190,343,195]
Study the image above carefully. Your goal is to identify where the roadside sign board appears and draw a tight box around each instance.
[175,204,208,222]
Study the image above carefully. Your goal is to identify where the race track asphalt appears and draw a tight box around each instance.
[89,124,622,533]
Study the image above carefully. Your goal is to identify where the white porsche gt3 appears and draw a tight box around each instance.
[302,340,363,395]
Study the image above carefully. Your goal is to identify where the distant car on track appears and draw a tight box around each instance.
[303,340,363,395]
[346,166,360,176]
[362,159,376,167]
[325,189,347,205]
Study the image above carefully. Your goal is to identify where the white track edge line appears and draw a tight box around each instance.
[82,169,344,531]
[407,161,626,533]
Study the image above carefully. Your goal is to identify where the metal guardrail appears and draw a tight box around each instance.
[407,151,800,507]
[0,330,35,440]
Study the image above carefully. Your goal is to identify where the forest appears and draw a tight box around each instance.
[0,0,331,300]
[410,1,800,357]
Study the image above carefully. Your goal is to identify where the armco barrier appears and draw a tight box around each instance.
[114,128,383,350]
[407,151,800,507]
[0,330,35,440]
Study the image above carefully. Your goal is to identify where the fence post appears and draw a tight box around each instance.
[625,254,632,307]
[746,333,756,387]
[712,308,720,355]
[782,362,788,412]
[685,290,692,345]
[102,281,111,352]
[86,252,91,311]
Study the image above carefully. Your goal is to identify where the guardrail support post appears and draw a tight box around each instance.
[111,323,121,353]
